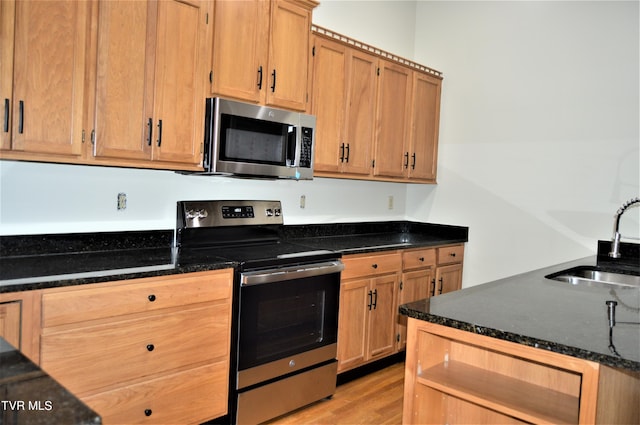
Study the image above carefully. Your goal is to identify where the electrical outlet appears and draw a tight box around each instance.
[300,195,306,209]
[117,193,127,210]
[388,195,394,210]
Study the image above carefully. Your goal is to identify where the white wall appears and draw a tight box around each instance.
[407,1,640,286]
[0,161,407,234]
[313,0,417,58]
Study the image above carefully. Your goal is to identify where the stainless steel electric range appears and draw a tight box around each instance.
[176,200,343,424]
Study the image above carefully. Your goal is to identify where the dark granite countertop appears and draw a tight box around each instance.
[0,230,235,293]
[0,338,101,425]
[0,222,468,293]
[284,221,468,254]
[400,253,640,371]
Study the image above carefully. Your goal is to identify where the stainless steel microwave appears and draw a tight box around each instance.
[203,98,316,179]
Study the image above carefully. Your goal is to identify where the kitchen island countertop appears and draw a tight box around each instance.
[400,255,640,371]
[0,338,101,425]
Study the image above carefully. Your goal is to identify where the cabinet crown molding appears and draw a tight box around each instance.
[312,25,443,79]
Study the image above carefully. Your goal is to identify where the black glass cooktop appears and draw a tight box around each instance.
[178,241,339,270]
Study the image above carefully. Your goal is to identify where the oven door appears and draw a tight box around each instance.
[236,261,342,389]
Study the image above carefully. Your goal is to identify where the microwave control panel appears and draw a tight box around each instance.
[299,127,313,168]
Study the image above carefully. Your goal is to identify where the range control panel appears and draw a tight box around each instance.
[221,205,255,219]
[180,200,283,228]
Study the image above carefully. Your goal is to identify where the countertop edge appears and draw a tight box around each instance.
[399,256,640,372]
[0,261,236,294]
[399,304,640,371]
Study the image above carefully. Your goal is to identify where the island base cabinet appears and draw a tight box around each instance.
[403,318,640,425]
[412,386,528,425]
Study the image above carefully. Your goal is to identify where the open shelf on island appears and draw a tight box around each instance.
[417,360,579,424]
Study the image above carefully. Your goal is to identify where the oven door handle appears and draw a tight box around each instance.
[241,261,344,286]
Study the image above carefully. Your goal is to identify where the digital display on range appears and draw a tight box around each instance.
[221,205,254,219]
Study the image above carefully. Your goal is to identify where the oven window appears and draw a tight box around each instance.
[238,272,339,371]
[219,114,296,165]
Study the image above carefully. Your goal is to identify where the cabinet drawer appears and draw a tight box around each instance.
[341,252,402,280]
[41,303,230,395]
[83,361,228,425]
[42,269,233,327]
[437,245,464,265]
[403,248,436,270]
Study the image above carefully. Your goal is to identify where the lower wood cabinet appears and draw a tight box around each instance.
[397,247,436,351]
[0,290,41,362]
[338,244,465,373]
[0,300,20,348]
[81,361,227,425]
[434,244,464,296]
[337,252,401,372]
[403,318,640,424]
[39,269,233,425]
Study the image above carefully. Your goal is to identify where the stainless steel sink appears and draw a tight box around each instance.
[546,266,640,287]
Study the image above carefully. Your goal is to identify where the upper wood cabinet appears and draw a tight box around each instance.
[310,26,443,184]
[310,34,376,176]
[1,0,209,170]
[408,72,441,181]
[374,67,442,181]
[91,0,209,168]
[0,0,88,158]
[211,0,317,111]
[373,60,413,179]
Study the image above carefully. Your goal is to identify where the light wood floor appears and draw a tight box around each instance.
[266,362,405,425]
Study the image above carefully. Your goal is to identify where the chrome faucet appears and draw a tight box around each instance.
[609,196,640,258]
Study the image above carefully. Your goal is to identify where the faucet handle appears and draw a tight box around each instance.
[609,232,622,258]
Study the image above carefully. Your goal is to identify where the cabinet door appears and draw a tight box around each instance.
[211,0,269,103]
[373,60,412,178]
[397,269,432,350]
[435,263,463,296]
[342,49,377,176]
[266,0,311,111]
[367,274,398,359]
[337,278,369,372]
[151,0,208,165]
[408,72,441,181]
[93,0,155,160]
[0,0,15,150]
[310,35,346,173]
[0,301,20,349]
[9,0,87,156]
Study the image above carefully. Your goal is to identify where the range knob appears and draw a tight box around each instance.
[186,208,208,220]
